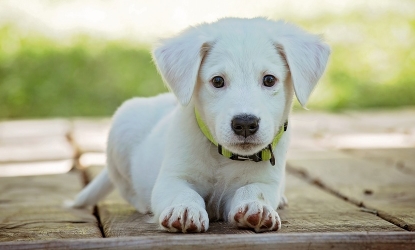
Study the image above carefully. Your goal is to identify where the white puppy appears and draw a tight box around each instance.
[71,17,330,233]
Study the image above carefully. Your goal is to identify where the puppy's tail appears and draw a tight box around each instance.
[68,168,114,208]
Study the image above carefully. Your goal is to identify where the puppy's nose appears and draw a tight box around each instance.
[231,115,259,137]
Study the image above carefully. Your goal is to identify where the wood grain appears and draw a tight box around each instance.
[345,108,415,133]
[290,109,415,151]
[0,119,70,140]
[279,172,403,233]
[0,119,74,163]
[0,171,102,242]
[288,111,357,150]
[0,159,73,177]
[1,232,414,250]
[0,137,75,163]
[71,119,110,153]
[84,163,402,237]
[288,153,415,231]
[343,148,415,177]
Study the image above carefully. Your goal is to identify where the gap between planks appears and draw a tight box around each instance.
[286,163,412,232]
[77,157,106,239]
[67,125,107,239]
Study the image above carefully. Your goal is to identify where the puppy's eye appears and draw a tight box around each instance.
[211,76,225,88]
[263,75,277,87]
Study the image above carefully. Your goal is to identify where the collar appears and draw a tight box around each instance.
[195,109,287,166]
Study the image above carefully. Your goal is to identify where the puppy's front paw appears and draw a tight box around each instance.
[159,204,209,233]
[229,201,281,232]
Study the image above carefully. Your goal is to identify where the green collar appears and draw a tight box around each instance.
[195,109,287,166]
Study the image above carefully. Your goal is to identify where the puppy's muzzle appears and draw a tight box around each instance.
[231,114,259,138]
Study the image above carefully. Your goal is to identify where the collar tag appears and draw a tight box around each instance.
[267,144,276,166]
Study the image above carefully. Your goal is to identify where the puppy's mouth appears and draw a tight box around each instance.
[225,141,267,155]
[232,142,261,149]
[231,141,261,148]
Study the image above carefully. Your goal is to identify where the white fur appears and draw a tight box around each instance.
[71,17,330,233]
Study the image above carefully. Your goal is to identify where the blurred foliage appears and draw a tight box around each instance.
[0,7,414,118]
[0,27,166,118]
[294,9,415,110]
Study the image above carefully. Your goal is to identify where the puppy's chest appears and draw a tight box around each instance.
[204,173,232,220]
[203,162,250,219]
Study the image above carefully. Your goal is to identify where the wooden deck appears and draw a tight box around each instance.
[1,109,415,249]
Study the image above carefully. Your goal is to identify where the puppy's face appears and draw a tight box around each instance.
[153,18,330,157]
[195,36,292,155]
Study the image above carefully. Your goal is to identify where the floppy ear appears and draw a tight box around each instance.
[152,28,211,106]
[275,23,330,107]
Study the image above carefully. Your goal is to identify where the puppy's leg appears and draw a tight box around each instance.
[107,160,151,214]
[152,177,209,233]
[227,183,281,232]
[278,174,288,209]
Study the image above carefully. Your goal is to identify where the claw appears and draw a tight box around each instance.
[230,202,281,232]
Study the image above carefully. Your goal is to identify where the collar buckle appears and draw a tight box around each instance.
[230,153,262,162]
[218,144,263,162]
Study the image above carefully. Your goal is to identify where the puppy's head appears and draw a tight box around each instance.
[153,18,330,155]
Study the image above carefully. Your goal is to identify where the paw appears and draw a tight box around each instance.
[159,204,209,233]
[229,201,281,232]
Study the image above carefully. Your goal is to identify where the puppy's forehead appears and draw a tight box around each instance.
[199,20,284,73]
[212,25,274,54]
[214,35,274,58]
[201,33,285,80]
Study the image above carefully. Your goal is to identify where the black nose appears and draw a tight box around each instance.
[231,115,260,137]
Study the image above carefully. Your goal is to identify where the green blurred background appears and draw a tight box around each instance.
[0,1,414,119]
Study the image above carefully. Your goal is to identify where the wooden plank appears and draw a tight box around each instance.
[0,170,102,242]
[0,159,73,177]
[288,111,356,151]
[0,119,70,140]
[344,108,415,133]
[342,148,415,177]
[290,111,358,135]
[71,119,110,153]
[288,153,415,231]
[290,109,415,151]
[287,149,350,161]
[79,152,106,168]
[85,165,162,237]
[1,232,414,250]
[279,172,403,233]
[0,119,75,163]
[84,163,402,237]
[0,137,75,163]
[321,132,415,149]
